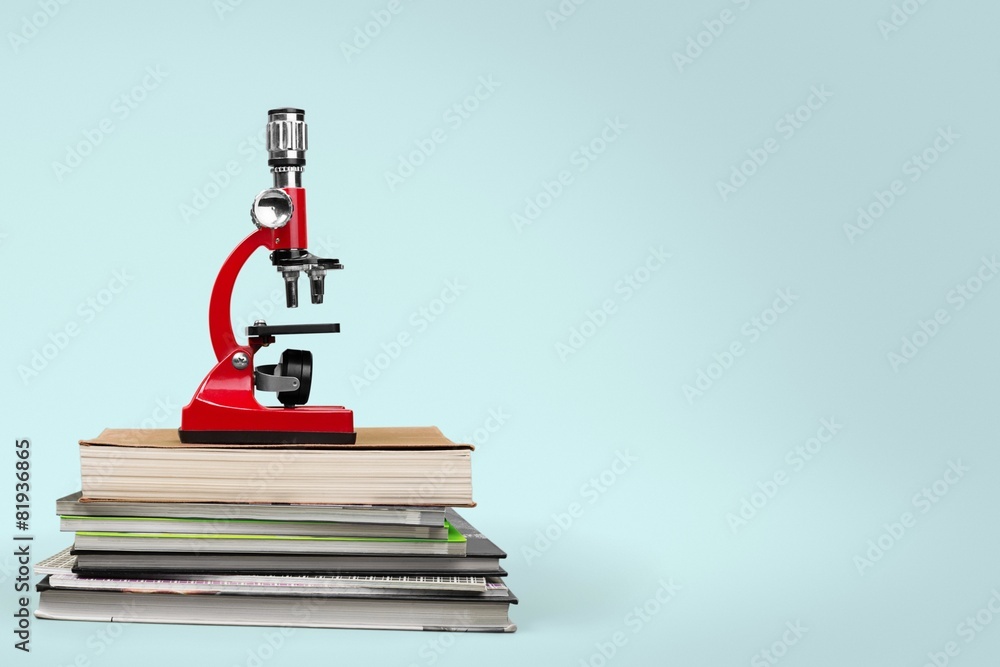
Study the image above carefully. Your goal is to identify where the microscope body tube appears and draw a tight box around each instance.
[271,187,307,251]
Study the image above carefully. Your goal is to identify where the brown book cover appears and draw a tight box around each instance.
[80,427,474,450]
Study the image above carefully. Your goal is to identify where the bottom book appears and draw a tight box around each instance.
[35,576,517,632]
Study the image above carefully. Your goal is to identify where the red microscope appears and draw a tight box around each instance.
[179,108,355,444]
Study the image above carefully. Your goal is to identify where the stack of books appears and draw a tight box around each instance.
[34,427,516,632]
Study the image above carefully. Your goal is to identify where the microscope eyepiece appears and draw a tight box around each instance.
[266,108,307,169]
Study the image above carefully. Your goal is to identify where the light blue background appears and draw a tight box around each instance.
[3,1,1000,665]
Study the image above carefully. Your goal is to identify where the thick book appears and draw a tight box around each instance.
[72,521,467,556]
[35,576,517,632]
[57,492,446,526]
[79,427,473,506]
[71,509,507,576]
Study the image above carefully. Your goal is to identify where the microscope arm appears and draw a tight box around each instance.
[208,227,271,362]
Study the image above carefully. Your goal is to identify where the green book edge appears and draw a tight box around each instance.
[76,520,464,544]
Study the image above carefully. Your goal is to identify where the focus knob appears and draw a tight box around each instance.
[251,188,294,229]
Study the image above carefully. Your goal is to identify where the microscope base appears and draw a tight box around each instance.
[178,428,357,445]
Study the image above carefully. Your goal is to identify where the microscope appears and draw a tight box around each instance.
[179,108,356,444]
